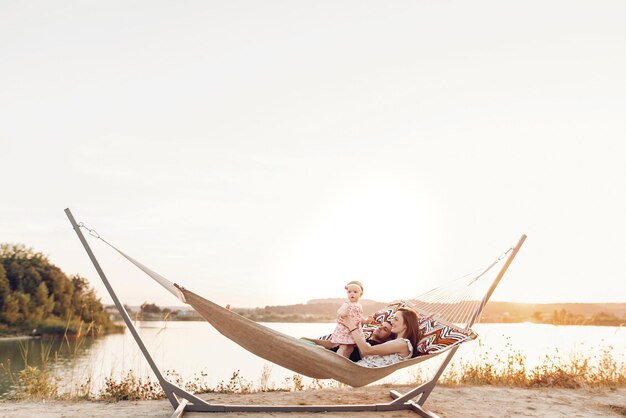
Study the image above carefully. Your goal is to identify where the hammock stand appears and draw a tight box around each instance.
[65,208,526,418]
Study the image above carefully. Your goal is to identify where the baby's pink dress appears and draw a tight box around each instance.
[330,302,364,344]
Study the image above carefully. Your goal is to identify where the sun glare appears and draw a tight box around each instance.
[277,184,438,304]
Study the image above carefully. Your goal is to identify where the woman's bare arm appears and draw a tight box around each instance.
[340,316,410,357]
[352,335,409,357]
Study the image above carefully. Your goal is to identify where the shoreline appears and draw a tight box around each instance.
[111,317,626,326]
[0,335,37,341]
[0,385,624,417]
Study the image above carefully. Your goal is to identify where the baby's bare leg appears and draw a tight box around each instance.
[337,344,355,358]
[344,344,354,358]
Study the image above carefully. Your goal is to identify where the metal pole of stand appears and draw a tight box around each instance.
[64,208,207,411]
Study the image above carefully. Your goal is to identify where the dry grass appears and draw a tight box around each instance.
[2,324,624,401]
[99,370,164,401]
[441,345,626,388]
[6,344,624,402]
[93,369,335,401]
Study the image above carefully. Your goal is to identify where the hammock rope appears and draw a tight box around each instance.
[78,223,187,303]
[406,247,512,329]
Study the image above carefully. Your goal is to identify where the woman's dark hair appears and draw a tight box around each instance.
[396,307,420,357]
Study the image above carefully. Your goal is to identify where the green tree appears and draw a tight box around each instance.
[0,262,10,305]
[0,293,20,324]
[140,302,161,314]
[32,282,55,321]
[591,312,621,326]
[0,243,114,333]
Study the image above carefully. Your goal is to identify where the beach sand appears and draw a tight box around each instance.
[1,385,625,417]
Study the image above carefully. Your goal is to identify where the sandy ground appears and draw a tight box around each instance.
[0,385,624,418]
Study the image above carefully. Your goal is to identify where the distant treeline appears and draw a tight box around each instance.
[480,301,626,326]
[232,299,390,323]
[126,298,626,326]
[122,302,197,321]
[234,300,626,325]
[0,243,119,336]
[117,299,391,323]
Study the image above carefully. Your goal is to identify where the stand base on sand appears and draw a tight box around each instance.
[161,348,451,418]
[167,386,442,418]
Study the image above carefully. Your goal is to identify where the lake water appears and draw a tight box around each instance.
[1,321,624,398]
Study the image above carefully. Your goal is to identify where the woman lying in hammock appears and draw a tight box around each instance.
[339,307,420,368]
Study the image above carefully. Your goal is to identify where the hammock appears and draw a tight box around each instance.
[179,288,468,387]
[65,208,526,417]
[107,249,497,387]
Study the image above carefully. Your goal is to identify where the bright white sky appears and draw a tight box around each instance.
[1,1,625,308]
